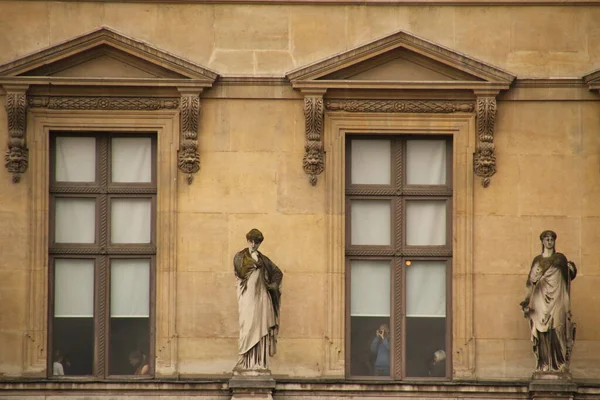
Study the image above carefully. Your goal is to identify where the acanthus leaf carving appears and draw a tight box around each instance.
[473,96,497,188]
[4,91,28,183]
[326,99,475,113]
[28,96,180,110]
[177,94,201,184]
[303,96,325,186]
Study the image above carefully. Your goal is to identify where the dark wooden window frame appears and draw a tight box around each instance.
[47,131,157,379]
[344,134,453,380]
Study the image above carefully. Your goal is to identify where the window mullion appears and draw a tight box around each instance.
[392,256,403,379]
[94,256,108,378]
[97,136,109,378]
[394,139,403,254]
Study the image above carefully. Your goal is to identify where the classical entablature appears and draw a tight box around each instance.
[286,30,516,187]
[0,27,219,184]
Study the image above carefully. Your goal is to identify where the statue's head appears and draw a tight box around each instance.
[246,228,264,251]
[539,230,557,252]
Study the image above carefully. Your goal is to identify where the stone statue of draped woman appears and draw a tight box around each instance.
[520,230,577,372]
[233,229,283,370]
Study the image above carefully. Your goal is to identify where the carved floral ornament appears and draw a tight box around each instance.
[3,92,202,184]
[4,87,28,183]
[0,27,219,184]
[301,95,499,187]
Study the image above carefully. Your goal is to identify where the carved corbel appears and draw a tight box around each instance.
[177,89,202,184]
[3,85,29,183]
[473,92,498,187]
[303,91,326,186]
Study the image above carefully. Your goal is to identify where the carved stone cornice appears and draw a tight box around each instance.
[473,95,497,187]
[303,94,325,186]
[4,87,29,183]
[177,90,201,184]
[326,99,475,113]
[28,96,180,110]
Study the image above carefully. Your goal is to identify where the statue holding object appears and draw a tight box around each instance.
[520,230,577,373]
[233,229,283,370]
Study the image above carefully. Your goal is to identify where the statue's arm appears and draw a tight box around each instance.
[233,252,244,279]
[263,256,283,288]
[520,258,539,317]
[568,260,577,281]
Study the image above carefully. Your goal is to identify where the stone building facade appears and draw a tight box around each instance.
[1,1,600,399]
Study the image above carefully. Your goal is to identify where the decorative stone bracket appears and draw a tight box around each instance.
[3,85,29,183]
[177,89,202,184]
[302,92,325,186]
[473,92,498,188]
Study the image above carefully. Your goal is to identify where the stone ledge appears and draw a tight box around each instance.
[529,372,578,400]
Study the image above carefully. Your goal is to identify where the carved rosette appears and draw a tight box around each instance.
[473,96,497,187]
[178,94,201,184]
[4,91,28,183]
[303,96,325,186]
[326,99,475,113]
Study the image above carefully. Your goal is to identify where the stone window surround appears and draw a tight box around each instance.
[23,110,178,377]
[322,112,476,379]
[344,134,454,379]
[48,131,158,378]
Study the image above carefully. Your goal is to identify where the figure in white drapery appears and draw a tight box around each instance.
[233,229,283,370]
[520,230,577,372]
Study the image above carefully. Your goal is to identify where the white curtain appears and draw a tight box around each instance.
[54,259,94,317]
[351,200,391,245]
[351,260,391,317]
[111,199,151,243]
[405,200,446,245]
[55,137,96,182]
[110,259,150,318]
[55,198,96,243]
[351,139,391,185]
[111,138,152,183]
[406,140,446,185]
[406,261,446,317]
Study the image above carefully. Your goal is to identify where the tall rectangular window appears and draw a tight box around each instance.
[346,136,452,379]
[49,133,156,378]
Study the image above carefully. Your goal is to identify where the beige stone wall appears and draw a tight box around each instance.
[475,100,600,379]
[0,95,29,376]
[0,1,600,77]
[2,0,600,382]
[176,97,326,375]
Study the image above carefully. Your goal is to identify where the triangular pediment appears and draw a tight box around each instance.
[287,30,515,91]
[0,27,218,88]
[583,68,600,91]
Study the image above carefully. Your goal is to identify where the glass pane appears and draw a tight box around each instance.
[55,198,96,244]
[53,259,94,376]
[405,200,446,246]
[111,138,152,183]
[351,140,391,185]
[405,260,447,378]
[406,140,447,185]
[350,260,391,377]
[351,200,391,245]
[109,259,151,375]
[111,199,152,244]
[350,260,391,317]
[54,259,94,317]
[55,137,96,182]
[406,261,446,317]
[111,260,150,317]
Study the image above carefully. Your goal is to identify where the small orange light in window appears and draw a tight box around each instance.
[405,260,411,266]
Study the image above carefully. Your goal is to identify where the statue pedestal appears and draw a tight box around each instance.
[229,369,276,400]
[529,372,577,400]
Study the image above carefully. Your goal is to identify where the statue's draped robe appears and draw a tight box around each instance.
[233,249,283,369]
[525,252,576,371]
